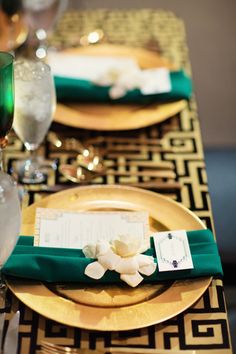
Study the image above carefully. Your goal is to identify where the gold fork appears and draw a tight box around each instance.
[41,341,196,354]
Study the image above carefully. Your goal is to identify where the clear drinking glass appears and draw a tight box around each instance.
[22,0,68,59]
[0,171,21,308]
[13,59,56,183]
[0,52,21,308]
[0,172,21,269]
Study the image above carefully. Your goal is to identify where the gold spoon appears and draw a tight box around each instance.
[59,164,97,183]
[48,132,106,175]
[76,146,105,173]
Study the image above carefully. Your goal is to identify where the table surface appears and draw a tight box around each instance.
[4,9,232,354]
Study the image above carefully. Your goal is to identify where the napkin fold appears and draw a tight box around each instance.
[3,229,223,284]
[54,69,192,104]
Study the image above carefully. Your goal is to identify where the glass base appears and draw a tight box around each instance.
[16,158,46,184]
[21,171,46,184]
[12,156,56,184]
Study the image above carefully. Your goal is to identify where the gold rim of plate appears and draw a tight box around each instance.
[53,44,187,130]
[0,10,28,51]
[7,185,211,331]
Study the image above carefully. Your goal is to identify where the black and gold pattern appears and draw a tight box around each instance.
[4,9,232,354]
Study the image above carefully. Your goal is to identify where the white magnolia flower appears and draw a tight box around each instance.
[83,240,110,258]
[94,66,142,99]
[94,66,171,99]
[111,234,148,257]
[83,235,156,287]
[109,85,126,100]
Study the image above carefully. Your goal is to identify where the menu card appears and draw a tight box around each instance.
[34,208,149,248]
[48,53,139,81]
[153,230,194,272]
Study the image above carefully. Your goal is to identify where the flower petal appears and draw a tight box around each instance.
[109,85,126,99]
[98,249,121,270]
[112,236,142,257]
[137,254,154,267]
[138,240,149,253]
[112,239,130,257]
[139,262,157,276]
[120,272,144,287]
[96,240,110,257]
[84,261,107,279]
[115,257,139,274]
[82,244,97,258]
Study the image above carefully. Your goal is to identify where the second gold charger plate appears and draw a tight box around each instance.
[7,185,211,331]
[0,10,28,51]
[54,44,187,130]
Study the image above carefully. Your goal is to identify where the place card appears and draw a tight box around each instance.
[34,208,149,248]
[48,53,139,81]
[140,68,171,95]
[153,230,194,272]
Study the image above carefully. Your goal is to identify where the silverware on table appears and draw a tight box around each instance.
[41,341,196,353]
[3,311,20,354]
[0,312,6,349]
[48,133,105,175]
[47,133,181,191]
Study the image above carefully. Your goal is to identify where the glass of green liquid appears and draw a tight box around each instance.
[0,51,14,167]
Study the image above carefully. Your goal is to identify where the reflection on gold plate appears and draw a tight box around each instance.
[50,282,170,308]
[53,44,187,130]
[7,185,211,331]
[0,10,28,51]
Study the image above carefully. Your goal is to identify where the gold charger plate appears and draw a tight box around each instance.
[7,185,211,331]
[0,10,28,51]
[54,44,187,130]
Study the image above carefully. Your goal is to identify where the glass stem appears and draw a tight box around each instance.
[0,273,6,310]
[29,148,37,162]
[0,148,4,172]
[25,143,39,162]
[0,137,8,172]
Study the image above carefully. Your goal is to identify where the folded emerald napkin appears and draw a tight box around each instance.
[54,69,192,104]
[3,229,222,284]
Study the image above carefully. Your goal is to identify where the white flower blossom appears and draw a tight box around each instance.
[94,67,142,99]
[83,235,156,287]
[94,66,171,99]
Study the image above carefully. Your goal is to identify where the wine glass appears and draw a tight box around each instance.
[0,52,21,308]
[22,0,68,59]
[0,172,21,308]
[13,59,56,184]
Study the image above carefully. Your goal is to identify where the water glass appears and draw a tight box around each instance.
[22,0,68,58]
[13,59,56,183]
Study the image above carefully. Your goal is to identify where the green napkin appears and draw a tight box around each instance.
[54,69,192,104]
[3,229,223,284]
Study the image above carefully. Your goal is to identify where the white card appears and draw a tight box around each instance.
[140,68,171,95]
[153,230,194,272]
[48,53,139,81]
[34,209,149,248]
